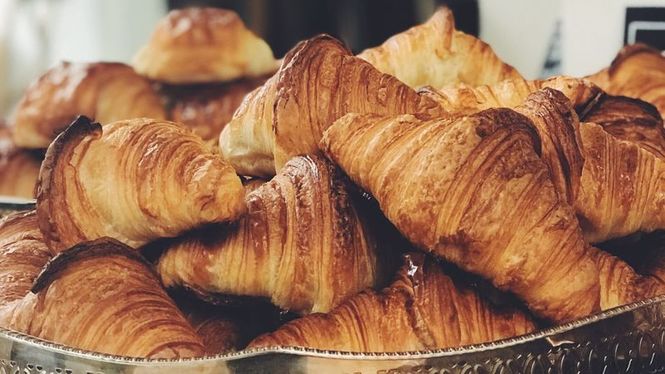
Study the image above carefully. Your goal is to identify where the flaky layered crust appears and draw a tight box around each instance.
[583,95,665,158]
[0,127,41,198]
[358,8,521,89]
[588,44,665,118]
[0,239,204,358]
[0,211,51,307]
[36,116,245,252]
[321,109,600,322]
[249,253,535,352]
[589,246,665,310]
[133,8,277,83]
[158,155,379,314]
[161,76,266,142]
[219,34,447,177]
[576,122,665,242]
[10,62,165,149]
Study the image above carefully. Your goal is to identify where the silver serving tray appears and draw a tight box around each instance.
[1,198,664,374]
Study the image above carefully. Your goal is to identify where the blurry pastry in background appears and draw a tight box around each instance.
[9,62,165,149]
[133,8,278,84]
[0,211,51,308]
[37,116,245,252]
[0,124,41,198]
[0,239,205,358]
[358,7,521,89]
[588,44,665,118]
[159,76,267,142]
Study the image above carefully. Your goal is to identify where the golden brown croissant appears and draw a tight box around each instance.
[582,94,665,158]
[589,246,665,310]
[219,34,447,177]
[9,62,166,149]
[0,211,51,308]
[160,76,266,142]
[133,8,278,84]
[588,44,665,118]
[425,85,665,242]
[0,238,204,358]
[358,8,520,89]
[37,116,245,252]
[158,155,382,314]
[320,109,600,322]
[0,126,41,198]
[174,297,242,355]
[249,253,535,352]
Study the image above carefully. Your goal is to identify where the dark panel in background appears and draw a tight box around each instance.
[167,0,478,56]
[624,7,665,50]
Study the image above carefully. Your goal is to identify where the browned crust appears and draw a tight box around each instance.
[35,116,102,250]
[608,43,662,75]
[32,237,154,293]
[474,108,543,156]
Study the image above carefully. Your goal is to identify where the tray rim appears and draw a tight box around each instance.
[0,294,662,364]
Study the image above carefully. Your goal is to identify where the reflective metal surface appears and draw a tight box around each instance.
[1,199,664,374]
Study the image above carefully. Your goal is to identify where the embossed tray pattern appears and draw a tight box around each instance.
[1,199,664,374]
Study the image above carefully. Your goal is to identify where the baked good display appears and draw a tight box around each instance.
[9,62,165,149]
[0,5,664,360]
[36,116,245,252]
[133,8,278,84]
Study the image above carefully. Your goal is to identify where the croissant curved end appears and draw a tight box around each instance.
[31,237,152,293]
[36,116,102,250]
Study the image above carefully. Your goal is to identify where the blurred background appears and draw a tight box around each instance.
[0,0,664,117]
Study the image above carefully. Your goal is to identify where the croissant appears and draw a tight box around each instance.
[219,34,447,177]
[320,109,600,322]
[588,44,665,118]
[582,94,665,158]
[607,231,665,286]
[0,211,51,308]
[358,8,520,89]
[133,8,278,84]
[10,62,166,149]
[158,155,382,314]
[0,127,41,198]
[419,76,602,116]
[589,246,665,310]
[174,296,242,354]
[426,85,665,242]
[36,116,245,252]
[0,238,204,358]
[249,253,535,352]
[161,77,267,142]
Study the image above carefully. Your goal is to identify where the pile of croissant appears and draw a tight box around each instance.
[0,6,664,358]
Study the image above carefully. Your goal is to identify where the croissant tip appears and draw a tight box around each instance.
[31,237,152,294]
